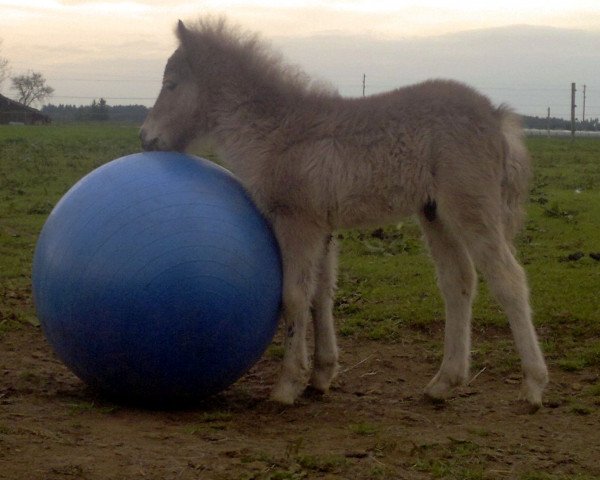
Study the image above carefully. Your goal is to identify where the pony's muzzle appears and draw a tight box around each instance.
[139,129,162,151]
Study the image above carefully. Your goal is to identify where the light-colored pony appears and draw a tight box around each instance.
[140,18,548,410]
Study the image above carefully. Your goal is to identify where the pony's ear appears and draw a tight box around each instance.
[177,20,186,36]
[176,20,191,48]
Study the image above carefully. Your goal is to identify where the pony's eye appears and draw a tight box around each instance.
[164,80,178,91]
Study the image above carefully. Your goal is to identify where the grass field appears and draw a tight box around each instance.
[0,123,599,479]
[1,123,598,369]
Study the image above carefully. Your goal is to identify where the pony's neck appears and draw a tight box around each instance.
[211,69,319,162]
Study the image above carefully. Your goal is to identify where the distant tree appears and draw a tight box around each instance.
[0,39,9,92]
[42,102,149,123]
[90,98,109,121]
[11,71,54,106]
[522,114,600,132]
[99,98,108,112]
[109,104,149,123]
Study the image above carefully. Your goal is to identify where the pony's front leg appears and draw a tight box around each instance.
[309,235,339,393]
[270,218,324,405]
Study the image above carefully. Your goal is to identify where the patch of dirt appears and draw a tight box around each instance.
[1,326,598,479]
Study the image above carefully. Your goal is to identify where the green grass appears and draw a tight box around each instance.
[336,137,600,370]
[0,123,140,332]
[349,421,381,436]
[410,438,486,479]
[520,138,600,370]
[0,125,599,378]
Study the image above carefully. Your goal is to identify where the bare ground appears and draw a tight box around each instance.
[1,326,599,480]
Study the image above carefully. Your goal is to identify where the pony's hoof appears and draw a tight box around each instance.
[424,370,465,400]
[309,362,338,393]
[518,384,545,414]
[270,379,304,405]
[424,382,450,401]
[422,391,448,407]
[424,367,468,401]
[519,366,548,413]
[303,385,327,400]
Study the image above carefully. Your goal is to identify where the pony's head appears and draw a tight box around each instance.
[140,20,222,152]
[141,17,337,152]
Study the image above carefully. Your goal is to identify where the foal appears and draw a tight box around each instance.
[140,18,548,410]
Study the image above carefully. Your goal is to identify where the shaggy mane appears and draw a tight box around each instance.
[181,16,338,99]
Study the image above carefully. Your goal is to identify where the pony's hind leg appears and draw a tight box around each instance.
[469,234,548,409]
[309,235,339,393]
[444,197,548,410]
[419,211,477,401]
[270,217,325,405]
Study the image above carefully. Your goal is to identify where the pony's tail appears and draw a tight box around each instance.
[498,106,532,242]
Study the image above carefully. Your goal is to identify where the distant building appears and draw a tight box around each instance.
[0,94,51,125]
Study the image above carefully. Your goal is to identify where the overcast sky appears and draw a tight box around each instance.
[1,0,600,119]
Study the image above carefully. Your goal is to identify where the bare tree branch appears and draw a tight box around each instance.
[0,39,10,91]
[10,71,54,107]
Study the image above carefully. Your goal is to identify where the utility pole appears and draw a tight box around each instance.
[582,84,587,122]
[571,82,577,140]
[362,74,366,97]
[547,107,551,137]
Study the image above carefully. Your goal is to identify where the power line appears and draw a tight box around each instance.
[47,77,160,84]
[49,95,156,101]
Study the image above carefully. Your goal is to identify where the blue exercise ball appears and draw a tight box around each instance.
[32,152,282,404]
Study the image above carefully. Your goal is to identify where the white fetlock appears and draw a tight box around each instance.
[309,361,339,393]
[270,377,305,405]
[520,366,549,411]
[424,367,467,400]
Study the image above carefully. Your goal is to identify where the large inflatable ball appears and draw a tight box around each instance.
[32,152,282,404]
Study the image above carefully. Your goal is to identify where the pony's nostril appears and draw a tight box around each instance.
[140,133,160,151]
